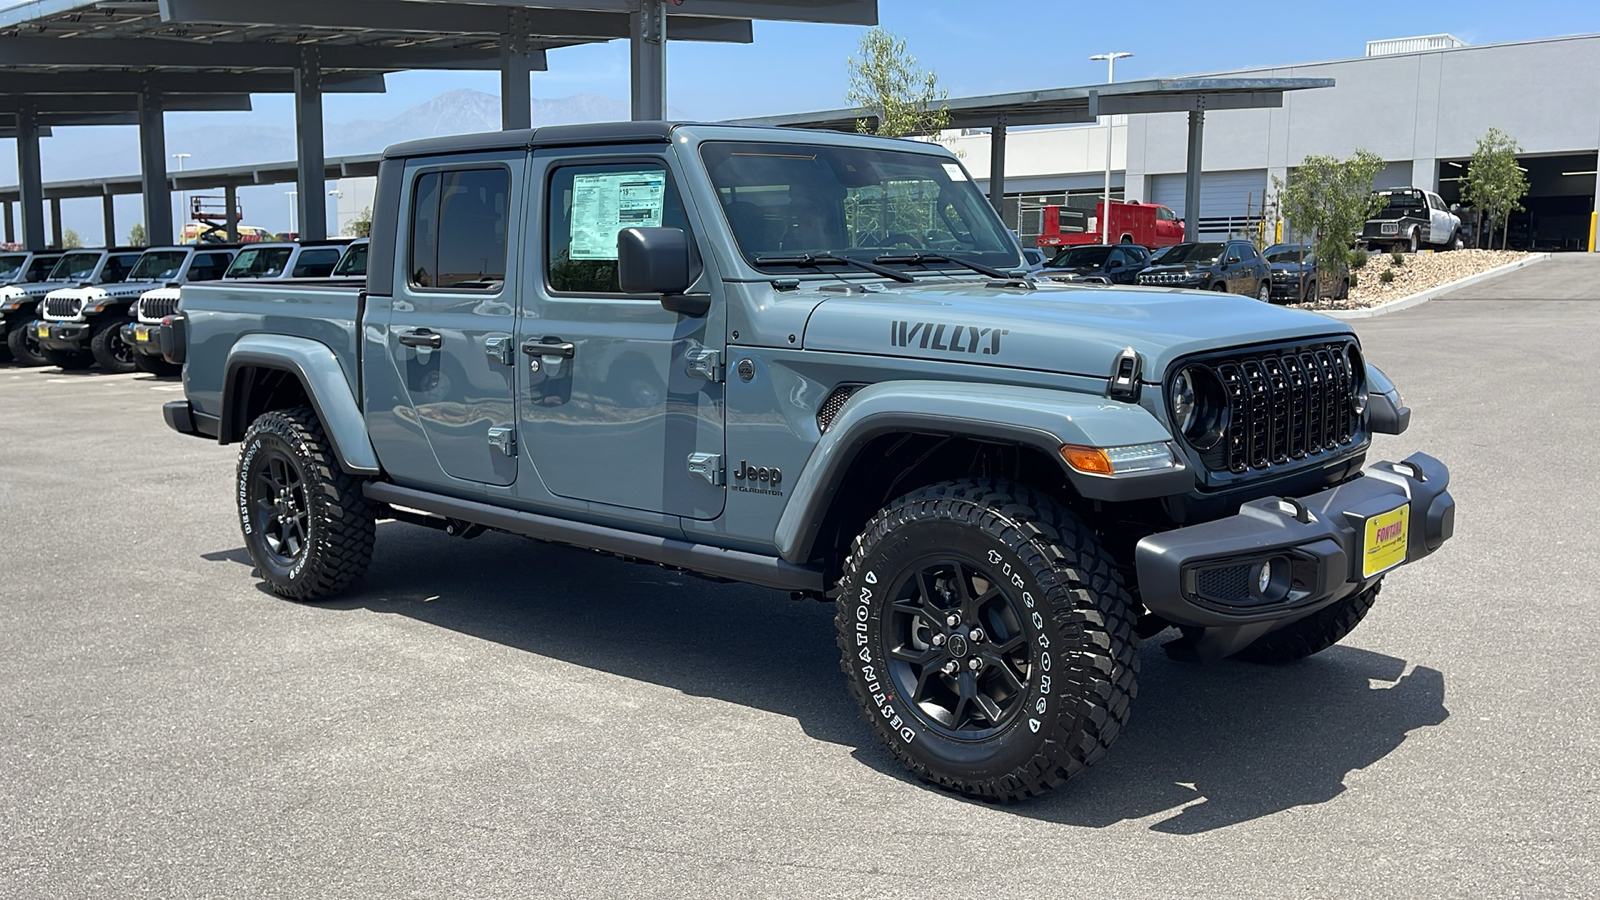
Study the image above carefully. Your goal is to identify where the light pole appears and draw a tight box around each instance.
[171,152,191,242]
[328,189,342,236]
[285,190,298,237]
[1089,52,1132,245]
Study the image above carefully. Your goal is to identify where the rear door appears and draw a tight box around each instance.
[381,154,524,487]
[515,150,725,520]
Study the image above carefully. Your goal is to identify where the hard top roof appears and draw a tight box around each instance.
[380,120,941,161]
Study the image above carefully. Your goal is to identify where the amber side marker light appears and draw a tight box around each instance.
[1059,442,1177,476]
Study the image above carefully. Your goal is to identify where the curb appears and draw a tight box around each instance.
[1320,253,1553,319]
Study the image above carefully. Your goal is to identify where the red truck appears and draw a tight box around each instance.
[1037,200,1185,250]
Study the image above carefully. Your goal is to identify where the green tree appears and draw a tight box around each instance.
[62,228,84,249]
[1463,128,1529,250]
[128,222,147,246]
[348,205,373,239]
[846,27,950,138]
[1273,150,1387,294]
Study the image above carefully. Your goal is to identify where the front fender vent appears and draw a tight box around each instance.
[816,383,867,434]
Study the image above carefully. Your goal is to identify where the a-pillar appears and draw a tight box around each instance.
[295,46,328,241]
[49,198,62,248]
[224,184,239,242]
[138,84,173,246]
[989,115,1007,216]
[501,9,533,130]
[102,194,116,247]
[630,0,666,120]
[15,104,45,251]
[1183,105,1206,243]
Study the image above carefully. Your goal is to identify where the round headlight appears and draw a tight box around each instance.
[1171,365,1228,451]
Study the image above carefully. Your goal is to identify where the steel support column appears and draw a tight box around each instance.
[225,184,239,242]
[989,114,1007,215]
[49,198,62,248]
[3,201,12,244]
[102,194,116,246]
[295,46,328,241]
[630,0,666,121]
[138,85,173,245]
[500,10,533,130]
[1184,107,1205,243]
[15,104,45,251]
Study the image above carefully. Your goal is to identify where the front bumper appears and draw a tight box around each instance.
[33,319,90,351]
[1135,452,1454,658]
[121,322,166,357]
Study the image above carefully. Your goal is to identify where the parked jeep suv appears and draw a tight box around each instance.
[1042,243,1152,284]
[1263,243,1350,304]
[163,121,1454,802]
[1138,240,1271,300]
[120,246,239,375]
[23,248,144,368]
[0,250,65,364]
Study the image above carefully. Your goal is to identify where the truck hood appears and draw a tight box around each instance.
[799,280,1353,380]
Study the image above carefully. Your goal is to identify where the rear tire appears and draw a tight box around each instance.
[836,479,1139,801]
[133,353,180,376]
[89,321,138,374]
[1234,581,1381,663]
[237,406,376,601]
[40,347,92,370]
[1406,229,1420,253]
[1302,279,1318,304]
[1256,281,1271,302]
[6,322,48,367]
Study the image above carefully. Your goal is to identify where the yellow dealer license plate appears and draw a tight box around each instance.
[1363,505,1410,579]
[35,323,48,338]
[135,327,150,342]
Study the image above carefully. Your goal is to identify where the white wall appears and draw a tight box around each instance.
[943,119,1125,191]
[334,176,377,237]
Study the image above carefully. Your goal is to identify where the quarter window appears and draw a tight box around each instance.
[408,168,510,289]
[188,252,233,282]
[546,161,690,294]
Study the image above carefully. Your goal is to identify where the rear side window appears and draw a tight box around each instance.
[408,168,509,289]
[546,161,689,294]
[292,248,343,278]
[333,243,368,276]
[100,254,141,283]
[188,252,233,282]
[227,247,293,278]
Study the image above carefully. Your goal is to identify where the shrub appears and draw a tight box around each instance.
[1350,249,1369,269]
[1379,269,1396,284]
[1349,272,1360,288]
[1390,250,1405,267]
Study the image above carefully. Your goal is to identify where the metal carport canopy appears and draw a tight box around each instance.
[735,76,1334,241]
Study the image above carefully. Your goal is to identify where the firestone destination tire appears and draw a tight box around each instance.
[835,479,1139,801]
[237,406,376,601]
[1234,580,1382,663]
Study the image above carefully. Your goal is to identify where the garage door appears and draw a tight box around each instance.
[1150,170,1269,237]
[1371,161,1413,190]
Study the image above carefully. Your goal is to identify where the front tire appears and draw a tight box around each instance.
[8,322,50,367]
[237,406,376,601]
[1256,281,1271,302]
[1234,581,1381,663]
[89,321,138,374]
[835,479,1139,801]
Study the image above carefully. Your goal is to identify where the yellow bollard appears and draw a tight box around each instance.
[1276,220,1283,244]
[1590,210,1598,253]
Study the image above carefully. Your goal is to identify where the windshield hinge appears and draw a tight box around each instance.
[1108,347,1142,401]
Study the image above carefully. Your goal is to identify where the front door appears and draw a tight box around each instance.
[384,155,523,487]
[516,153,725,520]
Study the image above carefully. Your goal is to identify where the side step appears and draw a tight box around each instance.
[363,481,827,594]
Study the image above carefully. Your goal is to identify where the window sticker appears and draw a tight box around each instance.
[570,170,667,259]
[942,163,967,182]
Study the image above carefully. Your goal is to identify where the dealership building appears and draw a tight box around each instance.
[950,32,1600,251]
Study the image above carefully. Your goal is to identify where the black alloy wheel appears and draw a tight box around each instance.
[247,446,312,571]
[7,322,48,366]
[885,559,1033,740]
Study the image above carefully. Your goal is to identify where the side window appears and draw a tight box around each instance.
[101,255,138,283]
[189,253,231,281]
[1239,244,1259,261]
[292,249,342,278]
[1225,245,1242,264]
[408,167,509,289]
[1107,248,1128,267]
[546,161,691,294]
[1155,206,1175,221]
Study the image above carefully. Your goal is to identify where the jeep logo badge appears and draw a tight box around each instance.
[731,460,783,497]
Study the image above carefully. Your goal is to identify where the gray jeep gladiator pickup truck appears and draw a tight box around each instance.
[163,122,1455,801]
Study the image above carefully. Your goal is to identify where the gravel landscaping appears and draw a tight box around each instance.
[1290,249,1536,311]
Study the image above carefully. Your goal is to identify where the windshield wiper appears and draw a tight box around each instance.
[872,252,1011,280]
[754,252,916,284]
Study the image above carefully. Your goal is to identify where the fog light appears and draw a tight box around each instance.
[1255,560,1273,594]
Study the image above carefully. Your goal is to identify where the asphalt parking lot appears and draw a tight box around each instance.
[3,257,1598,899]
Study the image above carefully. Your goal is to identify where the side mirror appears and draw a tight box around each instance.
[617,226,706,315]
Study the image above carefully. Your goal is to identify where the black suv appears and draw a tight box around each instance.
[1137,240,1271,300]
[1263,243,1350,304]
[1041,243,1152,284]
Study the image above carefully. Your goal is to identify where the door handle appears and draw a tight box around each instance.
[397,328,442,349]
[522,338,575,359]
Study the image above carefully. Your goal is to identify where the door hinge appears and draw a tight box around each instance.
[685,347,723,383]
[687,452,724,486]
[487,427,517,457]
[485,334,514,366]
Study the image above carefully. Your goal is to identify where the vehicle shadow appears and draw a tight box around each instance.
[207,523,1449,831]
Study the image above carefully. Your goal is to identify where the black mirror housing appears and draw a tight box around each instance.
[618,225,692,293]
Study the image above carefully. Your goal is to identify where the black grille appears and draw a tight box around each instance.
[1196,565,1253,603]
[816,384,865,433]
[43,296,83,319]
[1188,340,1360,474]
[139,295,179,322]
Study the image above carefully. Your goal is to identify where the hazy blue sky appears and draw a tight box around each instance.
[24,0,1600,239]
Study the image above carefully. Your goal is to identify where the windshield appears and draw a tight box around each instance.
[225,247,293,278]
[700,140,1019,273]
[1263,245,1314,265]
[128,250,189,281]
[47,252,104,282]
[333,242,368,276]
[1046,245,1112,268]
[0,254,25,279]
[22,255,60,281]
[1151,243,1224,265]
